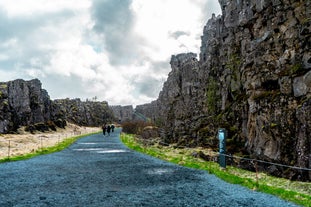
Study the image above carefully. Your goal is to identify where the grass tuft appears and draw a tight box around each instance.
[121,133,311,207]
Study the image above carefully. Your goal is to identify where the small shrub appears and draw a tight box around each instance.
[33,122,49,132]
[25,125,36,133]
[54,119,66,128]
[46,120,57,131]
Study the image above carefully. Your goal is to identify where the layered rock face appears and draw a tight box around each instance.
[54,99,115,127]
[110,105,134,122]
[0,79,115,133]
[137,0,311,180]
[135,101,158,122]
[0,79,62,133]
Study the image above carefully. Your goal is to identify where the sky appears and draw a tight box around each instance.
[0,0,221,106]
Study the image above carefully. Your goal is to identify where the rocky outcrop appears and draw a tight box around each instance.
[110,105,134,122]
[135,101,158,122]
[0,79,64,133]
[140,126,159,140]
[54,98,115,127]
[0,79,115,133]
[136,0,311,181]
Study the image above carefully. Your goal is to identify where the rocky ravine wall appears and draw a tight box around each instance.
[54,98,115,127]
[136,0,310,181]
[0,79,62,133]
[0,79,114,133]
[110,105,134,123]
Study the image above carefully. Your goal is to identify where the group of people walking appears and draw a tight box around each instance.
[102,124,115,136]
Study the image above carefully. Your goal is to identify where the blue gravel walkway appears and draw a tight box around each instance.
[0,128,298,207]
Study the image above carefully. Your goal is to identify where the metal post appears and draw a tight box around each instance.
[218,128,227,168]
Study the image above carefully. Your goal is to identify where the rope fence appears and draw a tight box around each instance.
[218,153,311,171]
[136,137,311,173]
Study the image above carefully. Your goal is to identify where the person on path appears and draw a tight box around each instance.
[102,124,106,136]
[107,125,111,136]
[111,124,115,132]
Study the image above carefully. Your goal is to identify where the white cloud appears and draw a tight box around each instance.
[0,54,9,61]
[0,38,18,48]
[0,0,91,17]
[0,69,20,81]
[0,0,221,106]
[131,0,204,60]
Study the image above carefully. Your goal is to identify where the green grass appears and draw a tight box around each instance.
[0,131,100,163]
[121,133,311,207]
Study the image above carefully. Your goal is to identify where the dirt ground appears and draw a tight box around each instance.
[0,123,100,159]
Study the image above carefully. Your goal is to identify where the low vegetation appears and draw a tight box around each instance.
[121,133,311,207]
[0,132,99,163]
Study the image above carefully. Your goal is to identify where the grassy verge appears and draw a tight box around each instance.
[0,132,100,163]
[121,133,311,207]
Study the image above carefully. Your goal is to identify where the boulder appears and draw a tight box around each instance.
[140,126,159,139]
[293,71,311,97]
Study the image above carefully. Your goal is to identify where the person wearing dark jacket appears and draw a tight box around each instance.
[107,125,111,136]
[102,124,106,136]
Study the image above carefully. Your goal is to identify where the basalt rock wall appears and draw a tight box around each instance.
[110,105,134,123]
[0,79,115,133]
[54,99,115,127]
[137,0,311,180]
[0,79,63,133]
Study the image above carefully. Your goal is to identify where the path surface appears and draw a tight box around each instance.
[0,128,298,207]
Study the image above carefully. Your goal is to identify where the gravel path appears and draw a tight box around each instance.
[0,128,298,207]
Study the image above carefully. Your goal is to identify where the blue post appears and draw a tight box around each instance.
[218,128,227,168]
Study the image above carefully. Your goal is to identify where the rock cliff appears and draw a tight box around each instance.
[136,0,311,180]
[110,105,134,122]
[0,79,63,133]
[54,98,115,127]
[0,79,114,133]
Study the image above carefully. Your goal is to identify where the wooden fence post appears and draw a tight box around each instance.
[8,140,11,159]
